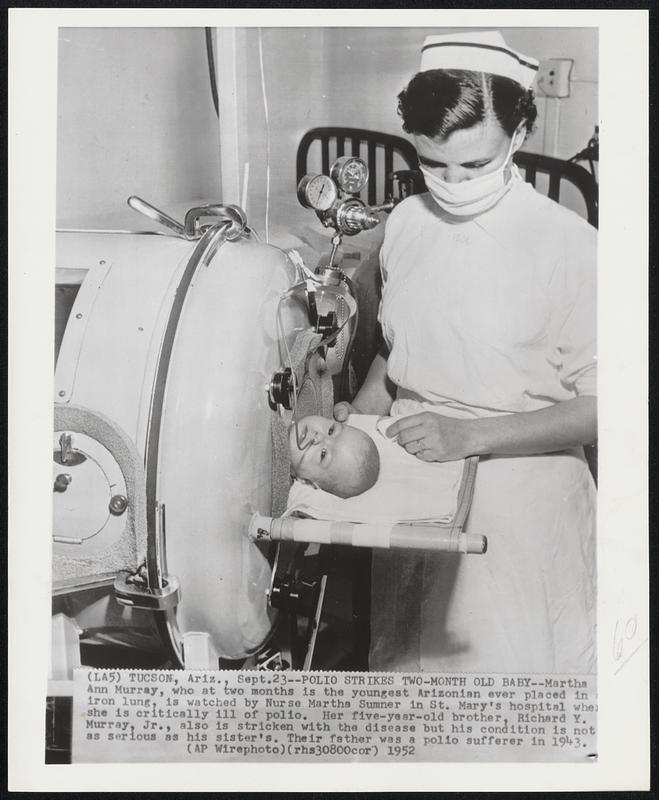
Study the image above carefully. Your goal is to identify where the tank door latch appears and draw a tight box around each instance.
[269,572,321,615]
[113,569,181,611]
[127,196,248,241]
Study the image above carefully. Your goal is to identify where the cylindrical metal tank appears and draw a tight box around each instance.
[53,224,305,663]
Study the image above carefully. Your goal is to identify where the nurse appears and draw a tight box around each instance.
[335,31,597,673]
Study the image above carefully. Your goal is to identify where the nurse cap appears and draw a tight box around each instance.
[420,30,539,89]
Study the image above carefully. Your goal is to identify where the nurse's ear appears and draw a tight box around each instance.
[511,122,527,154]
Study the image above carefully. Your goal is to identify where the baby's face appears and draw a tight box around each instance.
[288,416,375,497]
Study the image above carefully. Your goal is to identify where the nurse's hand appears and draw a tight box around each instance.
[333,402,359,422]
[386,412,474,462]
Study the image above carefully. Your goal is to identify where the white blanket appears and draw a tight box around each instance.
[286,414,465,524]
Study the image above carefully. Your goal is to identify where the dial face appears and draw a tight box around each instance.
[297,173,338,211]
[331,156,369,194]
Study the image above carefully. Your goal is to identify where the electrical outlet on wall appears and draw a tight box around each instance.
[536,58,573,98]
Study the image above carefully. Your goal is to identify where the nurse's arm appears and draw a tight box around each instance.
[388,396,596,461]
[336,342,396,418]
[471,395,597,456]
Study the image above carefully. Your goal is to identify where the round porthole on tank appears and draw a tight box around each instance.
[52,430,129,556]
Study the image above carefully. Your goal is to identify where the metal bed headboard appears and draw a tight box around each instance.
[513,151,598,228]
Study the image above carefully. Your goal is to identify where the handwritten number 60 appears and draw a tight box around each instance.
[613,615,637,660]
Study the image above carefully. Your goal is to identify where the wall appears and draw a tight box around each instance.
[506,27,598,159]
[56,27,598,230]
[57,28,221,228]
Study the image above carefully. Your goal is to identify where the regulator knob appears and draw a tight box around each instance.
[336,199,380,235]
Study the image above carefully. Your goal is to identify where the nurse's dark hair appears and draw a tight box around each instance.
[398,69,537,139]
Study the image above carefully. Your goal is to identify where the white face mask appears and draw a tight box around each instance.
[420,134,521,217]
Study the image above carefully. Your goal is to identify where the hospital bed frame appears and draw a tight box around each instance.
[513,151,599,228]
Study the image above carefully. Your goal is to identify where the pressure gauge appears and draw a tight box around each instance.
[330,156,369,194]
[297,174,338,211]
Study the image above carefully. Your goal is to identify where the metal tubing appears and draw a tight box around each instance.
[249,514,486,555]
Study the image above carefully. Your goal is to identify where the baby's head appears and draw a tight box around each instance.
[288,415,380,499]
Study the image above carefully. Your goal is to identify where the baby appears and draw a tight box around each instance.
[288,413,467,525]
[288,415,380,498]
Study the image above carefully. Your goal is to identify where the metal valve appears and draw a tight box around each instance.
[335,199,380,235]
[54,433,86,467]
[53,473,72,493]
[297,155,395,249]
[59,433,73,464]
[109,494,128,516]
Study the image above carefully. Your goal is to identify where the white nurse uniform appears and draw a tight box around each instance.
[370,171,597,673]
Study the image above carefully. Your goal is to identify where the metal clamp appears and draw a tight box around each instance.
[183,203,247,241]
[127,196,248,242]
[113,570,181,611]
[267,367,294,410]
[269,571,322,615]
